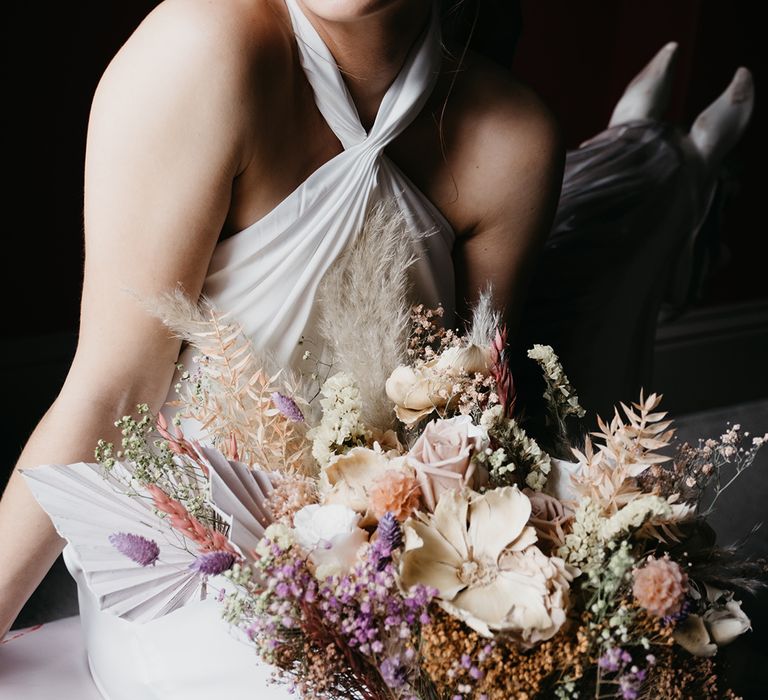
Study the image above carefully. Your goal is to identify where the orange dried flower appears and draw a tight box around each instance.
[632,555,688,617]
[369,469,421,522]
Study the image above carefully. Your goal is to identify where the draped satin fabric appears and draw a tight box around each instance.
[56,1,456,697]
[193,0,455,371]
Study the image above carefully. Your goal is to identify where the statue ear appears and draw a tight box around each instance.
[440,0,522,70]
[608,42,679,128]
[689,67,754,169]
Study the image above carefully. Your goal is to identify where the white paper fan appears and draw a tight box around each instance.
[197,446,275,559]
[22,461,204,622]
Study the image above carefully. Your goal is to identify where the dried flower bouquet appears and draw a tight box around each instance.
[23,200,767,699]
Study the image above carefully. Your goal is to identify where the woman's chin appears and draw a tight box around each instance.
[298,0,407,22]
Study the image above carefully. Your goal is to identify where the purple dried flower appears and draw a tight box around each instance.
[377,512,403,550]
[597,647,652,700]
[598,646,631,673]
[189,550,236,576]
[109,532,160,567]
[663,597,693,625]
[270,392,304,422]
[619,668,646,700]
[372,512,403,571]
[243,521,435,698]
[379,656,407,689]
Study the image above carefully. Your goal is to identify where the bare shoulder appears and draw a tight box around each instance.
[94,0,289,128]
[456,50,563,166]
[444,50,565,231]
[113,0,287,66]
[87,0,293,177]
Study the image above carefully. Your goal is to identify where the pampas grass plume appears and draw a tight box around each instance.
[316,197,417,428]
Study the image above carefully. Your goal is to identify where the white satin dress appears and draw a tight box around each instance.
[2,0,455,698]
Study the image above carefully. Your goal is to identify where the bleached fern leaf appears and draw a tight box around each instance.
[135,287,313,475]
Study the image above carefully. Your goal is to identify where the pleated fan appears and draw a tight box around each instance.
[196,445,276,559]
[22,460,204,622]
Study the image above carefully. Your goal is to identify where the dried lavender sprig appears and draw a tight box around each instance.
[271,392,305,423]
[189,550,236,576]
[377,512,403,550]
[109,532,160,567]
[372,512,403,571]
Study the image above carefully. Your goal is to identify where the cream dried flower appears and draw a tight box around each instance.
[599,495,672,542]
[399,487,575,644]
[308,372,368,467]
[322,447,388,513]
[386,344,492,425]
[321,446,411,525]
[558,498,605,574]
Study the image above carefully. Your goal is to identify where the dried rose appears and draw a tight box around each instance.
[701,585,751,646]
[407,415,488,511]
[673,585,751,656]
[384,363,454,426]
[523,487,569,555]
[385,344,492,425]
[673,614,718,657]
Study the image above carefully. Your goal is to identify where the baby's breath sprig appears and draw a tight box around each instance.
[527,344,586,452]
[93,403,212,521]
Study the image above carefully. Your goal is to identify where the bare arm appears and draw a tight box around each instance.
[452,74,564,335]
[0,1,256,636]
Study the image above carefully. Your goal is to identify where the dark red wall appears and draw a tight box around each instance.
[4,1,763,337]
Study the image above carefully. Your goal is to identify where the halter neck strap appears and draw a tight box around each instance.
[201,1,451,368]
[283,0,443,152]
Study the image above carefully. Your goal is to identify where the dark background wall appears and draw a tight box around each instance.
[514,0,764,308]
[1,0,764,340]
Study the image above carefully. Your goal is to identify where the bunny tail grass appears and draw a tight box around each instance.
[467,284,502,348]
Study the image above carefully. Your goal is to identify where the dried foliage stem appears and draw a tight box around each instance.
[140,287,312,474]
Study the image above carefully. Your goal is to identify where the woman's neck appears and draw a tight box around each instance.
[294,0,433,130]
